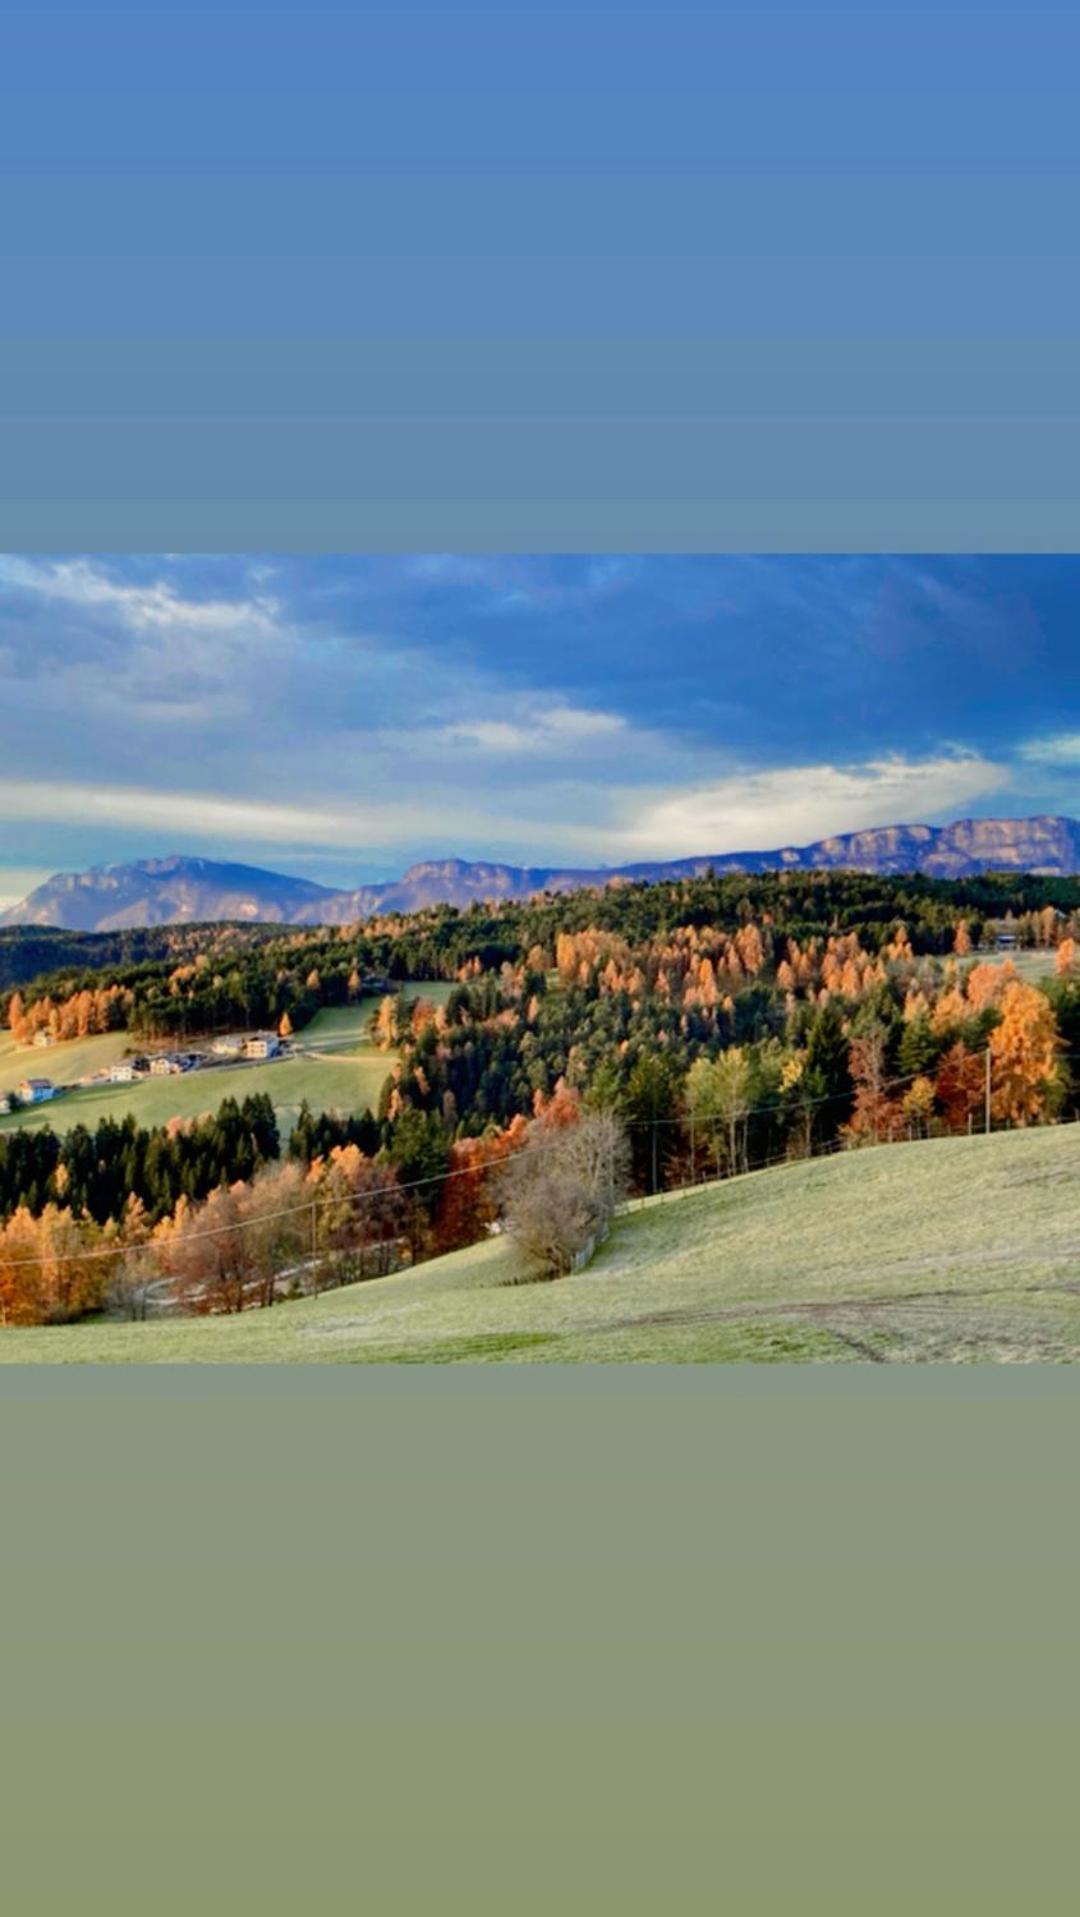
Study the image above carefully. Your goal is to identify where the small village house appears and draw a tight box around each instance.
[243,1033,282,1061]
[108,1058,147,1084]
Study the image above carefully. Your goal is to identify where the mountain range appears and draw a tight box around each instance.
[3,816,1080,932]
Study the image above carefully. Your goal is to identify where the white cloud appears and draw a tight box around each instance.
[0,780,364,848]
[0,777,601,859]
[439,704,627,755]
[606,753,1011,860]
[1018,733,1080,766]
[0,557,280,636]
[0,753,1014,876]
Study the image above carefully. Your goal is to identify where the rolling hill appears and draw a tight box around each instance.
[5,815,1080,931]
[3,1126,1077,1363]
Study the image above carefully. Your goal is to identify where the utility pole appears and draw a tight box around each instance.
[985,1046,992,1135]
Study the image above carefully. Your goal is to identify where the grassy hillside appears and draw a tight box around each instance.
[0,985,458,1138]
[0,1027,134,1097]
[0,1053,392,1145]
[0,997,394,1143]
[4,1125,1078,1363]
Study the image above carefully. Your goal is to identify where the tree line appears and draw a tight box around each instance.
[5,869,1080,1043]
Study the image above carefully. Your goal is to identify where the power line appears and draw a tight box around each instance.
[3,1043,1080,1277]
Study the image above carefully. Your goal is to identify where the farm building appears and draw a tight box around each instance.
[211,1034,246,1058]
[0,1093,11,1115]
[149,1054,184,1077]
[32,1030,56,1048]
[243,1033,282,1061]
[19,1078,57,1104]
[108,1057,150,1084]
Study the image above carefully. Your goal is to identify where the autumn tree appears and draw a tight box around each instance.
[307,1148,406,1282]
[373,992,402,1050]
[989,981,1062,1127]
[844,1026,905,1146]
[901,1075,936,1138]
[0,1205,114,1326]
[935,1042,986,1133]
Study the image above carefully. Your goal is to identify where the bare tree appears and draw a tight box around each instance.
[502,1111,630,1279]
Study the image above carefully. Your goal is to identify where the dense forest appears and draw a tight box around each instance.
[0,921,284,993]
[5,868,1080,1043]
[0,1094,281,1229]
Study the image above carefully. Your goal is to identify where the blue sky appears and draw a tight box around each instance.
[1,552,1078,907]
[10,5,1080,95]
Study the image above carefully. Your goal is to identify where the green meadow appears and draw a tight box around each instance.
[0,995,396,1143]
[4,1125,1078,1363]
[0,982,464,1143]
[0,1027,131,1097]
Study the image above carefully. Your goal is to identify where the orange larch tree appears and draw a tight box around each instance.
[989,981,1062,1127]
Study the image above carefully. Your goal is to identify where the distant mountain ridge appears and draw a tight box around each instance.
[4,817,1080,931]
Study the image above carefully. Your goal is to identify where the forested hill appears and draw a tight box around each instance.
[0,921,281,993]
[4,815,1080,931]
[4,864,1080,1041]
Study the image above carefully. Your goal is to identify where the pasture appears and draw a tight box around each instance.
[0,1050,394,1143]
[292,996,382,1052]
[0,1027,132,1097]
[0,979,466,1142]
[3,1124,1078,1363]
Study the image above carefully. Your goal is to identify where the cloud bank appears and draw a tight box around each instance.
[1,552,1075,890]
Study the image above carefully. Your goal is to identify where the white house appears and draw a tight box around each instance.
[19,1078,56,1104]
[108,1060,139,1084]
[243,1033,282,1061]
[149,1054,184,1077]
[33,1030,55,1049]
[0,1093,11,1115]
